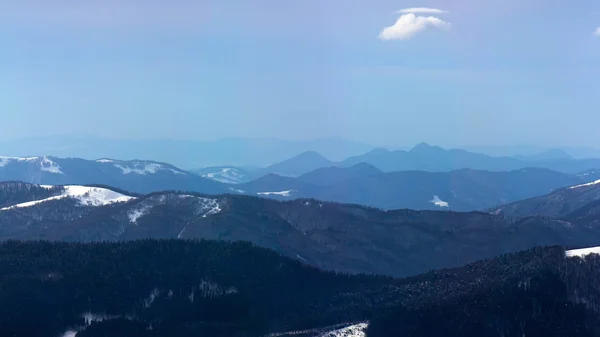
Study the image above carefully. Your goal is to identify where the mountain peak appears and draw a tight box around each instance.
[267,151,333,176]
[296,150,327,158]
[366,148,391,155]
[410,143,443,153]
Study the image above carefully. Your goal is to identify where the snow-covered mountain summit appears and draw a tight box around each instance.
[0,185,135,211]
[0,156,228,195]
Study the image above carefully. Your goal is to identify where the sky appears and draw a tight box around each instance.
[1,0,599,148]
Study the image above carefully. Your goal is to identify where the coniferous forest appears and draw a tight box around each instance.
[1,239,600,337]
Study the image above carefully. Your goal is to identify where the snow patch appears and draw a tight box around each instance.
[82,312,121,325]
[58,312,126,337]
[144,288,161,308]
[96,159,114,163]
[202,167,245,184]
[257,190,293,197]
[229,187,246,194]
[128,205,150,224]
[566,246,600,258]
[40,185,54,189]
[0,156,63,174]
[114,162,185,175]
[0,185,135,211]
[319,323,369,337]
[40,157,63,174]
[201,198,221,218]
[177,196,222,238]
[569,179,600,190]
[430,195,449,208]
[0,156,40,167]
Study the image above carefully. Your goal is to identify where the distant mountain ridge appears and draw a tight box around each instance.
[238,167,587,212]
[4,181,600,278]
[2,154,598,213]
[267,151,334,177]
[237,143,600,182]
[491,179,600,218]
[0,156,227,195]
[297,162,382,186]
[335,143,600,174]
[0,136,376,168]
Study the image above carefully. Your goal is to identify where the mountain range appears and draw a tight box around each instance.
[3,155,598,212]
[260,143,600,177]
[238,167,589,211]
[0,156,227,195]
[4,135,600,169]
[0,136,376,168]
[4,181,600,278]
[192,143,600,192]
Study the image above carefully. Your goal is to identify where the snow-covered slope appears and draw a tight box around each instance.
[569,179,600,189]
[97,159,187,175]
[0,185,135,211]
[566,246,600,257]
[202,168,245,184]
[257,190,294,197]
[0,156,228,195]
[0,156,64,174]
[192,166,252,184]
[430,195,449,208]
[319,323,368,337]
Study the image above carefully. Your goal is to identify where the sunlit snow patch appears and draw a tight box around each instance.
[569,179,600,189]
[128,205,151,224]
[430,195,449,208]
[0,156,39,167]
[566,246,600,257]
[103,160,186,175]
[0,156,63,174]
[202,168,245,184]
[40,157,63,174]
[257,190,293,197]
[177,196,222,238]
[0,186,135,211]
[319,323,369,337]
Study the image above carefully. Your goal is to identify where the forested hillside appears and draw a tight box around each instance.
[368,248,600,337]
[5,182,600,278]
[2,241,600,337]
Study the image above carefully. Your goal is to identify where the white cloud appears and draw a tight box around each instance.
[397,8,447,14]
[378,12,451,40]
[594,27,600,36]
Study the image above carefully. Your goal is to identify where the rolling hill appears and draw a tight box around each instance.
[240,167,586,211]
[0,156,228,195]
[491,179,600,218]
[266,151,334,177]
[4,181,600,279]
[297,163,382,186]
[2,240,600,336]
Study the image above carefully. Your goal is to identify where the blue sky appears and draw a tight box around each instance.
[1,0,599,147]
